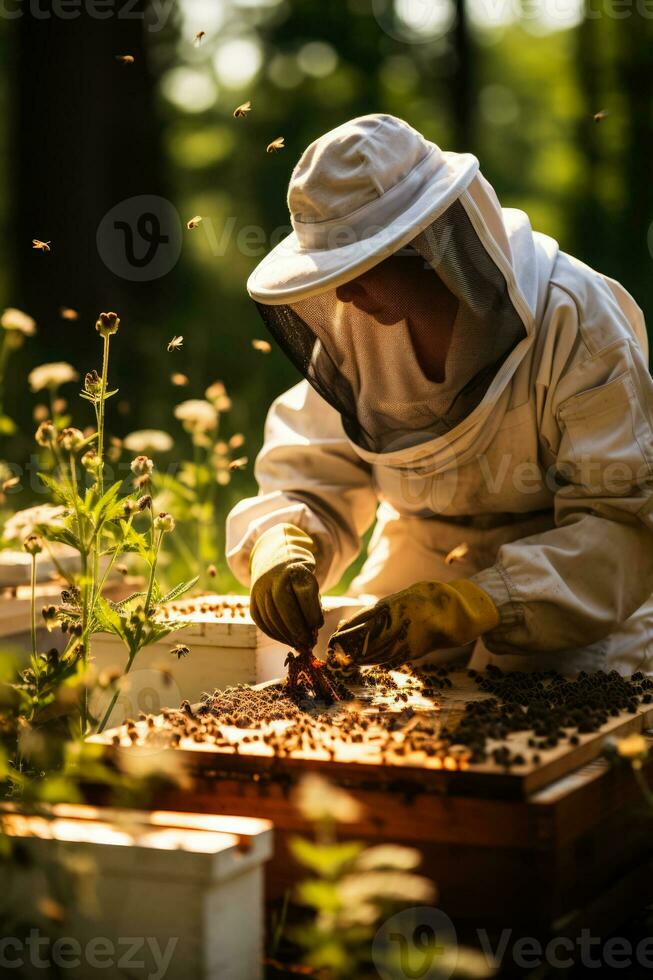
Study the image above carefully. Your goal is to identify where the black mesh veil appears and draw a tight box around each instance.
[255,198,526,454]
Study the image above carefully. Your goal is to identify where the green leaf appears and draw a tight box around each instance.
[289,837,364,878]
[91,481,124,526]
[159,576,199,605]
[296,878,342,913]
[38,472,74,505]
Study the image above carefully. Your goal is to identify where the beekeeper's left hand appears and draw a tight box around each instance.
[328,580,500,667]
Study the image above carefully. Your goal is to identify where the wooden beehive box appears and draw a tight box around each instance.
[1,803,273,980]
[91,594,365,727]
[90,668,653,936]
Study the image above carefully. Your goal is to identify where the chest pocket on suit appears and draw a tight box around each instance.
[557,372,653,493]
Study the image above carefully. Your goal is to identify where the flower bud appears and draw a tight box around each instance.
[59,427,84,452]
[130,455,154,478]
[153,511,175,534]
[35,420,57,447]
[95,312,120,337]
[84,370,102,396]
[23,534,43,556]
[81,449,100,473]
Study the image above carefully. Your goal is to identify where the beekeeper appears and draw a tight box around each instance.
[226,114,653,675]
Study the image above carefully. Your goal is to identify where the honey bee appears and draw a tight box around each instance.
[186,215,202,230]
[593,109,609,123]
[207,563,217,578]
[252,338,271,353]
[171,372,189,386]
[266,137,285,153]
[444,542,469,565]
[167,335,184,352]
[59,307,78,320]
[194,30,205,46]
[115,54,134,64]
[228,456,248,471]
[233,100,252,118]
[32,239,51,252]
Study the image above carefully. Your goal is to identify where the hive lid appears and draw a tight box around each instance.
[0,805,273,882]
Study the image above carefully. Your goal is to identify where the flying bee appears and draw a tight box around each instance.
[194,30,205,46]
[593,109,609,123]
[444,542,469,565]
[32,239,51,252]
[59,307,78,320]
[266,137,285,153]
[167,335,183,352]
[252,338,271,353]
[186,215,202,230]
[115,54,134,64]
[233,100,252,119]
[207,563,217,578]
[228,456,248,471]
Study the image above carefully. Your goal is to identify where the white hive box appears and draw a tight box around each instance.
[91,594,365,725]
[0,546,79,588]
[1,803,273,980]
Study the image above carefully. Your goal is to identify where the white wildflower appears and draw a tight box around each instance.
[28,362,78,392]
[1,308,36,335]
[355,844,422,872]
[338,870,436,906]
[3,504,66,542]
[294,774,363,824]
[174,399,218,433]
[124,430,174,454]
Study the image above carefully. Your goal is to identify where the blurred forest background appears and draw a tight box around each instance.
[0,0,652,587]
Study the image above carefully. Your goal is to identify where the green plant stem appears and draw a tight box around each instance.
[0,331,8,418]
[145,529,164,612]
[97,333,110,496]
[97,650,136,734]
[93,516,133,605]
[30,553,37,658]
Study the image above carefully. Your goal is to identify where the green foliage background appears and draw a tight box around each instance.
[0,0,651,586]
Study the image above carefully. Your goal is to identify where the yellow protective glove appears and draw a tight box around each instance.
[328,580,499,668]
[249,524,324,650]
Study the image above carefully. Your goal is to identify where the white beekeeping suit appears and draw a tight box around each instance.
[227,114,653,674]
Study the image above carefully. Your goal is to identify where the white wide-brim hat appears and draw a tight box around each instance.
[247,114,479,306]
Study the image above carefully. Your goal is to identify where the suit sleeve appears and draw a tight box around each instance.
[473,332,653,654]
[226,381,378,590]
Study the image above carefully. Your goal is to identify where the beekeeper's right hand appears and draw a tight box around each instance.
[249,524,324,650]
